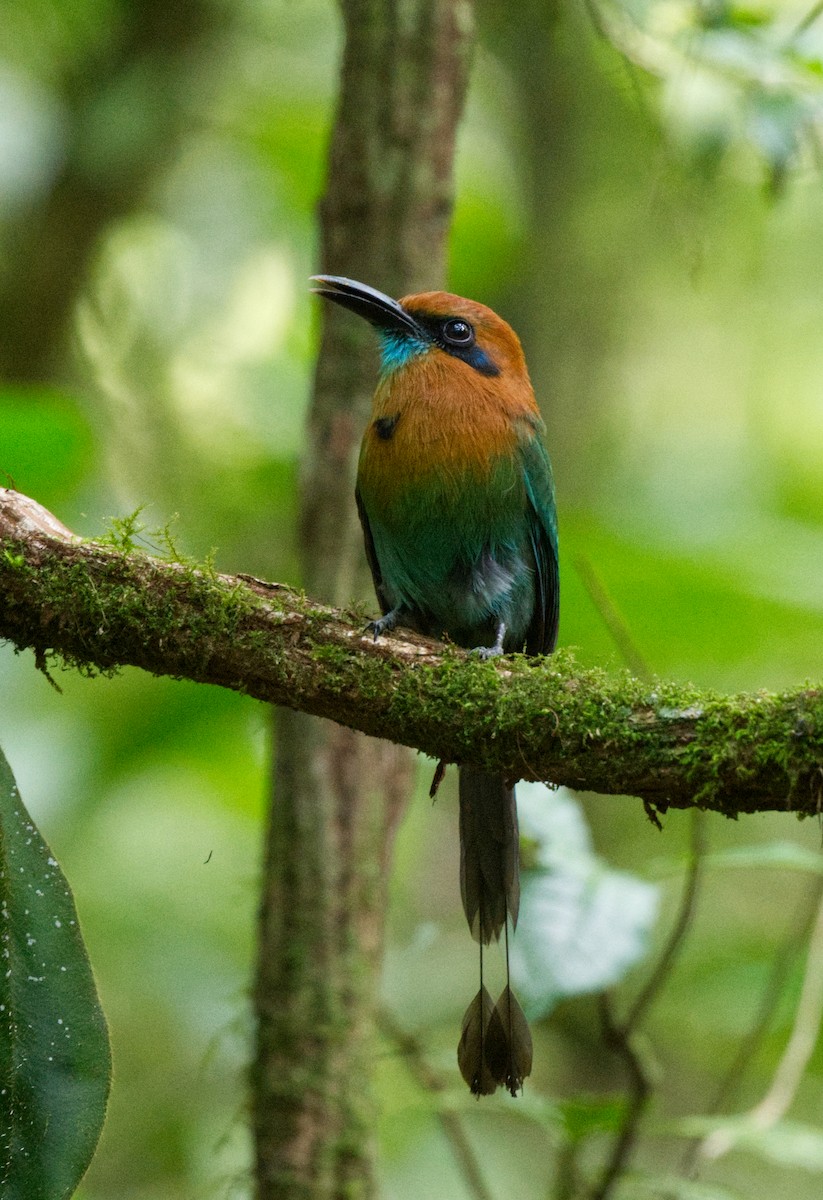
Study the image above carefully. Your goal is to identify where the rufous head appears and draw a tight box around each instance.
[311,276,529,381]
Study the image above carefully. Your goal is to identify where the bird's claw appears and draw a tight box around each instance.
[470,644,504,661]
[364,611,399,642]
[470,621,507,660]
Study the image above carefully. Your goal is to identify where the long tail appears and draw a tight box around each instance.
[456,767,532,1096]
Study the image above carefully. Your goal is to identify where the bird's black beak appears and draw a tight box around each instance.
[310,275,427,340]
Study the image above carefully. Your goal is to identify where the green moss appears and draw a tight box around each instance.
[97,508,147,554]
[4,524,823,816]
[0,529,273,684]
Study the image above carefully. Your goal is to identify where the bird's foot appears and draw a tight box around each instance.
[470,620,507,661]
[365,607,402,642]
[471,644,504,661]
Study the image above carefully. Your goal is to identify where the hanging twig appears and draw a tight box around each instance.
[378,1011,496,1200]
[624,810,706,1036]
[588,810,706,1199]
[575,555,705,1197]
[589,994,653,1200]
[680,874,823,1178]
[696,882,823,1164]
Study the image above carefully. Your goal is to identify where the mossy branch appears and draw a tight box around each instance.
[2,487,823,818]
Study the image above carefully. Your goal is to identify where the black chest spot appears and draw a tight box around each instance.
[374,413,400,440]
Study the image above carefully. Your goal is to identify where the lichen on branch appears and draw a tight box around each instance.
[1,486,822,817]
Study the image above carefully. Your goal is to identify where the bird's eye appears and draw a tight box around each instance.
[442,318,474,347]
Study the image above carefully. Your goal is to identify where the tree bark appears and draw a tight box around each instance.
[2,486,823,821]
[251,5,476,1199]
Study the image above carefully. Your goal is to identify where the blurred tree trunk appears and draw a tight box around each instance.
[252,3,475,1199]
[479,0,636,506]
[0,0,220,382]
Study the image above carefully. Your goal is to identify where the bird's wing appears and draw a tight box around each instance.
[519,431,559,655]
[355,486,391,616]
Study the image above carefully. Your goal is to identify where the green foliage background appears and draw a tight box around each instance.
[4,0,823,1196]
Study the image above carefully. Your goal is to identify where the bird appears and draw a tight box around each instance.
[311,275,559,1095]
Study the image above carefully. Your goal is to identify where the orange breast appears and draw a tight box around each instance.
[358,353,538,507]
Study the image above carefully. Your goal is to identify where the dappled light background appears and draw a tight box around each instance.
[3,0,823,1196]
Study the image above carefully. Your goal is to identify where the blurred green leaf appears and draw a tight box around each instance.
[562,515,823,690]
[652,841,823,876]
[678,1116,823,1171]
[596,0,823,180]
[704,842,823,873]
[0,388,96,509]
[0,745,110,1200]
[511,784,659,1019]
[738,1120,823,1170]
[614,1172,741,1199]
[559,1094,628,1141]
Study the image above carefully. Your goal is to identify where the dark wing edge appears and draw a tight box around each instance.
[520,437,559,656]
[355,487,391,616]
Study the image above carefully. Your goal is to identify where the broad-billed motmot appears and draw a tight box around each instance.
[312,276,559,1095]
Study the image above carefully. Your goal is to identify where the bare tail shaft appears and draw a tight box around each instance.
[457,768,532,1095]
